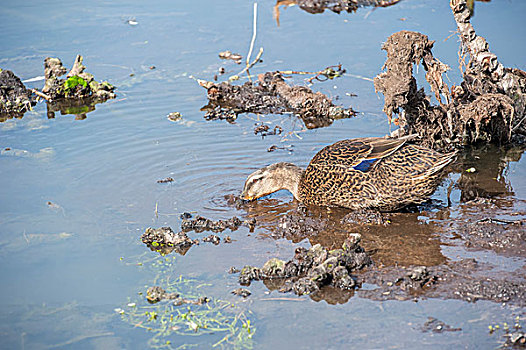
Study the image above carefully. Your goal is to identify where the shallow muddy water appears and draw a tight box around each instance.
[1,0,525,349]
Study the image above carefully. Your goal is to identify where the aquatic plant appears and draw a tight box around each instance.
[118,256,255,349]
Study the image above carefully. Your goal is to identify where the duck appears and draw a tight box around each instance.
[241,135,456,211]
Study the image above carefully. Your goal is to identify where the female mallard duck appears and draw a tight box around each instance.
[241,136,456,211]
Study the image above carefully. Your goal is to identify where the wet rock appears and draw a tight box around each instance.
[181,215,256,233]
[0,69,36,120]
[141,227,197,255]
[228,266,239,274]
[224,236,232,243]
[199,72,355,130]
[231,288,251,298]
[421,317,462,333]
[236,233,371,296]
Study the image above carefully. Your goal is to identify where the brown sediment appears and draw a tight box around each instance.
[199,72,356,129]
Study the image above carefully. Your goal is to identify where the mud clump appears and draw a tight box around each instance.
[238,233,371,296]
[341,209,390,226]
[374,24,526,150]
[181,215,256,233]
[199,72,355,129]
[0,69,36,120]
[275,0,400,16]
[141,227,198,255]
[42,55,116,118]
[146,286,209,306]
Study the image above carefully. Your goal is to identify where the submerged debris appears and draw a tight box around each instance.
[237,233,371,296]
[421,317,462,333]
[199,71,355,129]
[141,227,198,255]
[181,215,256,233]
[0,69,36,121]
[374,3,526,151]
[146,286,209,306]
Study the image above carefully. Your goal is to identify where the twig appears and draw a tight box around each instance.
[229,47,263,81]
[246,3,258,70]
[31,88,51,101]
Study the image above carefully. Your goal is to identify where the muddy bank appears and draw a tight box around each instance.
[358,259,526,306]
[199,72,355,129]
[0,69,36,121]
[374,1,526,150]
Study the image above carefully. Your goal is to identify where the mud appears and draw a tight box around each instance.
[41,55,116,118]
[274,0,400,16]
[146,286,209,306]
[199,72,355,129]
[181,214,256,233]
[421,317,462,333]
[0,69,36,121]
[237,233,371,296]
[141,227,198,255]
[374,23,526,150]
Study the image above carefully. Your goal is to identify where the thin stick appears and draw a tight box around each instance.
[229,47,263,81]
[31,88,51,101]
[246,3,258,69]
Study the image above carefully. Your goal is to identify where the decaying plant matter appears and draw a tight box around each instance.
[199,72,355,129]
[0,69,36,121]
[374,0,526,151]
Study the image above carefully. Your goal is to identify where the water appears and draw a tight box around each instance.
[1,0,525,349]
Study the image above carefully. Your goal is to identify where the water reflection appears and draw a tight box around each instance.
[236,146,525,271]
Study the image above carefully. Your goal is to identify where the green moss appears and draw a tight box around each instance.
[63,75,88,96]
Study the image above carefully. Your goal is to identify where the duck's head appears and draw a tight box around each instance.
[241,162,304,201]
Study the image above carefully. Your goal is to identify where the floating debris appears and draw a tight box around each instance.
[202,234,221,245]
[167,112,182,122]
[157,177,174,183]
[141,227,198,255]
[181,215,256,233]
[199,71,355,129]
[42,55,116,119]
[254,123,282,137]
[0,69,36,121]
[218,50,242,64]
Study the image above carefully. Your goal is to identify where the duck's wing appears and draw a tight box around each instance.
[309,136,411,171]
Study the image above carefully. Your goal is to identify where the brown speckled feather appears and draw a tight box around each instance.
[298,137,455,211]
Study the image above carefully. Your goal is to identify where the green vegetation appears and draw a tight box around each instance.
[63,75,88,96]
[118,255,255,349]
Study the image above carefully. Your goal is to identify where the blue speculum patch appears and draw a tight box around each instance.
[353,158,377,172]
